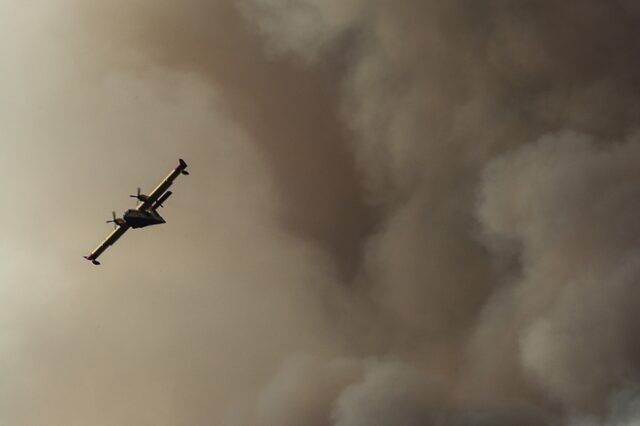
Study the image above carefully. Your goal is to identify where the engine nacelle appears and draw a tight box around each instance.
[130,187,149,202]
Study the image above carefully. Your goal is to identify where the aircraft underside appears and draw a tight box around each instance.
[124,210,165,228]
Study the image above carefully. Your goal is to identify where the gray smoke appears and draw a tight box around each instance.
[3,0,640,425]
[478,132,640,410]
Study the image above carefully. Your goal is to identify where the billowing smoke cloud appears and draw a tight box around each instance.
[4,0,640,425]
[228,356,552,426]
[478,132,640,410]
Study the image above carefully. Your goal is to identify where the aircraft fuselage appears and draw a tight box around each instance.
[123,208,166,229]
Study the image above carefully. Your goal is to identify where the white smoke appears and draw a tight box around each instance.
[240,0,365,60]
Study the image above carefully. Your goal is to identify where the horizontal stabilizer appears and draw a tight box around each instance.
[84,255,101,265]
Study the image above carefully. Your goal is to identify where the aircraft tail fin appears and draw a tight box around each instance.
[179,158,189,175]
[83,255,100,265]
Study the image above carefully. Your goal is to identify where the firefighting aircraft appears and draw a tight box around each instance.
[84,159,189,265]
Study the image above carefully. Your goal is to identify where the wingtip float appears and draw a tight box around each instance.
[84,158,189,265]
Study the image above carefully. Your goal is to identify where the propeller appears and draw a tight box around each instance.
[129,187,141,200]
[106,211,118,229]
[129,187,148,203]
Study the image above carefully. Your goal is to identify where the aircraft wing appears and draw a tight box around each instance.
[84,224,130,265]
[137,159,188,211]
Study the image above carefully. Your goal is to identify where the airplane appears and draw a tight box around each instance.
[84,158,189,265]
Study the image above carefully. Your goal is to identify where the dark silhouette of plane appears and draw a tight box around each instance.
[84,159,189,265]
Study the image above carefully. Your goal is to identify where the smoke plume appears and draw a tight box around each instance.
[3,0,640,424]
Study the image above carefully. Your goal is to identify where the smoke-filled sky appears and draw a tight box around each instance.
[4,1,640,425]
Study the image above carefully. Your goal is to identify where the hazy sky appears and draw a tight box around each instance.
[4,1,640,425]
